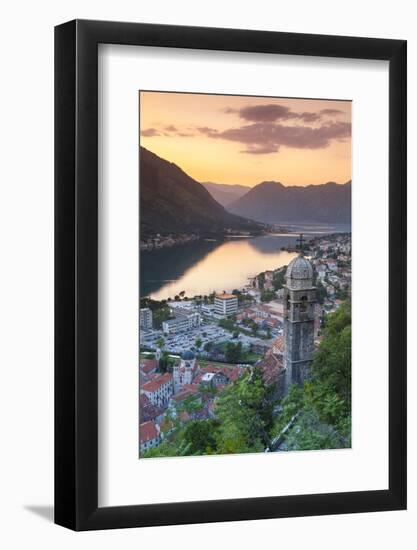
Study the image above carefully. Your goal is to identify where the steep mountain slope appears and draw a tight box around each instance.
[140,147,263,238]
[201,182,250,207]
[228,180,351,224]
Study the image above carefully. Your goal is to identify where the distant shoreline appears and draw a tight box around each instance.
[140,229,268,251]
[140,225,351,252]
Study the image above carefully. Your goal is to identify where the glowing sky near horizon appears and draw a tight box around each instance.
[139,91,351,187]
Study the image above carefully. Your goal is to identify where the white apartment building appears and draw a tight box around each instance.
[141,372,173,408]
[162,310,200,334]
[139,307,153,330]
[139,420,161,454]
[201,371,230,387]
[214,293,238,317]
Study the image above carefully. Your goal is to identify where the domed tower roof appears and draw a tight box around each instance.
[181,350,195,360]
[286,254,313,288]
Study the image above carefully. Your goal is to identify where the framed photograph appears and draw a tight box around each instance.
[55,20,407,530]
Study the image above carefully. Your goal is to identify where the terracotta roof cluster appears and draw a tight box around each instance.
[196,364,244,384]
[139,420,159,444]
[140,371,156,385]
[141,372,172,393]
[268,335,284,356]
[258,353,284,386]
[140,394,164,422]
[170,387,199,403]
[181,383,200,392]
[192,372,205,385]
[226,367,243,383]
[140,358,157,374]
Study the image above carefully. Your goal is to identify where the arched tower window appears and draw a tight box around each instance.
[300,295,307,312]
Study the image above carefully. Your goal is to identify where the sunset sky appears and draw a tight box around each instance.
[139,91,351,187]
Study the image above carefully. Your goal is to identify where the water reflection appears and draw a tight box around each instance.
[141,234,299,300]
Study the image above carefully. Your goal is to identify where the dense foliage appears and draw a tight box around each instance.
[214,366,274,453]
[260,290,276,302]
[270,301,351,450]
[272,269,286,291]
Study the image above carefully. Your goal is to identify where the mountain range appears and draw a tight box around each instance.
[201,182,250,207]
[140,147,263,238]
[227,180,351,224]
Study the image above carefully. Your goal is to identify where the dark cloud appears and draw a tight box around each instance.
[141,128,160,137]
[298,112,321,123]
[238,104,293,122]
[197,126,219,135]
[209,121,351,154]
[241,144,279,155]
[142,109,350,155]
[148,125,196,138]
[320,108,344,116]
[226,103,347,125]
[228,103,322,123]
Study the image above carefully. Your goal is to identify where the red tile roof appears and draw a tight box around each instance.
[139,420,159,444]
[140,358,157,373]
[171,388,198,402]
[192,372,205,385]
[227,367,244,382]
[181,383,200,392]
[139,394,164,422]
[269,335,284,355]
[258,353,284,385]
[141,372,172,393]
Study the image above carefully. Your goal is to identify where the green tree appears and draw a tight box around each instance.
[140,297,170,329]
[177,395,202,415]
[155,336,165,350]
[218,318,235,331]
[204,341,213,353]
[270,302,352,449]
[316,280,327,304]
[215,367,273,453]
[272,269,286,291]
[225,341,243,363]
[182,420,218,454]
[283,409,343,451]
[198,382,218,398]
[312,302,351,410]
[335,286,349,300]
[257,272,265,290]
[260,290,276,302]
[158,351,170,373]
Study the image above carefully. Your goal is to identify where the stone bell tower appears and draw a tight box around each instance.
[283,235,317,390]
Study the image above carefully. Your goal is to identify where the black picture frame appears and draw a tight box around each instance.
[55,19,407,531]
